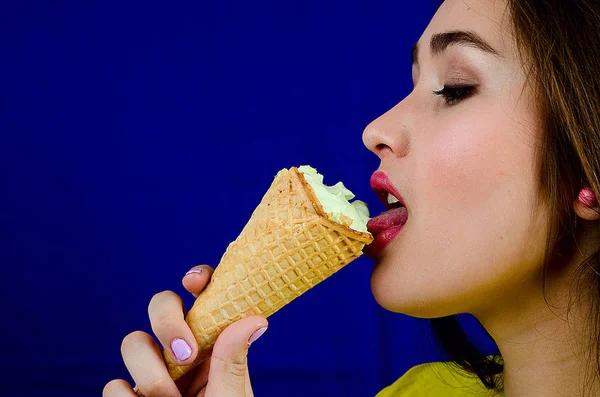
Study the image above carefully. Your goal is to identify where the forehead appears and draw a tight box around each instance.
[420,0,514,58]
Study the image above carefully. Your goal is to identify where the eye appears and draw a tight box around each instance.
[433,84,477,106]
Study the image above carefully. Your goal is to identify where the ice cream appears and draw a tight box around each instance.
[297,165,370,233]
[146,166,373,389]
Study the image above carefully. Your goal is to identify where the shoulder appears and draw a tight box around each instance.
[375,359,503,397]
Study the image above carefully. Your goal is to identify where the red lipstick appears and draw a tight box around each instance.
[364,171,408,258]
[369,171,406,210]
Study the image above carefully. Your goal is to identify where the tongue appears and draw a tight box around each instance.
[367,207,408,235]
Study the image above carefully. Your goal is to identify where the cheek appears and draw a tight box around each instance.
[425,116,513,196]
[389,106,545,314]
[422,103,536,216]
[423,77,541,205]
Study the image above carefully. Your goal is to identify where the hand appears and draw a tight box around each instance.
[103,265,269,397]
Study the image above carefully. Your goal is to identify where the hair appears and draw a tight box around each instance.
[427,0,600,394]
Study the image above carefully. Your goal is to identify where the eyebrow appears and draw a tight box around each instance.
[411,30,501,66]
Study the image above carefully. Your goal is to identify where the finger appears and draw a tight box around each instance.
[171,364,200,397]
[245,370,253,397]
[148,291,198,366]
[196,387,207,397]
[182,359,211,397]
[204,315,268,397]
[182,265,214,298]
[103,379,138,397]
[120,331,181,397]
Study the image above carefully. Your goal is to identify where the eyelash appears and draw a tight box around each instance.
[433,85,477,106]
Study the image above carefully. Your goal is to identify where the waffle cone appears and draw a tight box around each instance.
[163,167,373,380]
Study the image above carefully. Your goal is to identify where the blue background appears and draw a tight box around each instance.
[1,1,497,396]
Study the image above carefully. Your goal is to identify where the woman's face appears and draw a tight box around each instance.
[363,0,550,318]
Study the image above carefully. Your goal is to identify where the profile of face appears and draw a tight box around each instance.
[363,0,551,318]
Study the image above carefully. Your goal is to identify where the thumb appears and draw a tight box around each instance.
[205,315,268,397]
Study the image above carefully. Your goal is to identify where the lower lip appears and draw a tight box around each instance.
[363,223,406,259]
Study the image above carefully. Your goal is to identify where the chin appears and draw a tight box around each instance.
[369,260,416,314]
[369,261,452,318]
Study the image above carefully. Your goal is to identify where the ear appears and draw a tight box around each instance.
[574,199,600,221]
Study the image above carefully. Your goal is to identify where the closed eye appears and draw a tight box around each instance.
[433,84,478,106]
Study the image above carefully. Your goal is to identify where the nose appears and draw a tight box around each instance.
[362,101,411,160]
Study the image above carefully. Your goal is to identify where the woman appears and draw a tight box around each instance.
[103,0,600,395]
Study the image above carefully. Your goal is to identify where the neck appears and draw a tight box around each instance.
[475,253,599,396]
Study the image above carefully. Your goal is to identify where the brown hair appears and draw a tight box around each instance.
[428,0,600,394]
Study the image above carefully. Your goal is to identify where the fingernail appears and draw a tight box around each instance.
[185,267,203,276]
[248,327,268,345]
[171,338,192,362]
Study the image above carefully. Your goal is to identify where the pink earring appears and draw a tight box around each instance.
[578,187,597,207]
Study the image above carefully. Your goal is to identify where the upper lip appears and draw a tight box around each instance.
[370,171,406,211]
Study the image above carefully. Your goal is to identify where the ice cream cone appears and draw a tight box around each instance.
[161,167,373,381]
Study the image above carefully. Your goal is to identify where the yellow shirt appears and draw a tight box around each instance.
[376,360,504,397]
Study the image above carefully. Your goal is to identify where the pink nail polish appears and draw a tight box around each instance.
[248,327,268,345]
[185,268,203,276]
[579,187,597,207]
[171,338,192,362]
